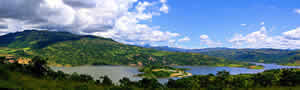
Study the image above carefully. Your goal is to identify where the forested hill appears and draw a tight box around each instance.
[0,30,249,66]
[0,30,113,49]
[199,49,300,65]
[147,46,300,66]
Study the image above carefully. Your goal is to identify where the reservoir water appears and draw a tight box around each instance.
[51,63,300,84]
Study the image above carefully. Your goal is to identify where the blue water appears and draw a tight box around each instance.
[51,63,300,84]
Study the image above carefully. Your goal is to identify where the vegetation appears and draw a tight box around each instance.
[248,65,264,69]
[0,56,110,89]
[167,69,300,88]
[0,57,299,89]
[0,30,250,67]
[150,45,300,66]
[138,66,192,78]
[285,53,300,66]
[198,49,300,66]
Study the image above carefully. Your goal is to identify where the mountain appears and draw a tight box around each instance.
[0,30,249,66]
[143,45,191,52]
[186,47,233,52]
[0,30,112,49]
[145,46,233,52]
[147,46,300,65]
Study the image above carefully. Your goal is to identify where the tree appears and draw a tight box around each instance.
[31,56,49,77]
[100,76,113,86]
[216,70,231,87]
[138,78,163,88]
[280,69,297,86]
[0,56,5,64]
[119,77,137,88]
[166,79,176,88]
[119,77,131,86]
[55,70,66,80]
[79,74,93,82]
[70,72,81,81]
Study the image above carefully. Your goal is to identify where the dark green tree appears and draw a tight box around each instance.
[79,74,93,82]
[138,78,163,88]
[100,76,113,86]
[30,56,49,77]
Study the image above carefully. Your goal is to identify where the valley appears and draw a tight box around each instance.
[0,30,252,67]
[0,30,299,89]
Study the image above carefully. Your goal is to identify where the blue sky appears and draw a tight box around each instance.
[149,0,300,48]
[1,0,300,49]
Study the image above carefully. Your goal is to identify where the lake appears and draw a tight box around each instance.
[51,63,300,84]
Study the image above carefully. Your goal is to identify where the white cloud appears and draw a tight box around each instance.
[178,36,191,42]
[160,0,167,3]
[283,27,300,39]
[200,34,222,47]
[0,0,178,45]
[294,9,300,14]
[200,35,209,40]
[232,26,267,43]
[240,24,247,26]
[229,26,300,49]
[168,39,176,46]
[159,0,168,13]
[260,22,265,25]
[160,4,169,13]
[229,26,268,48]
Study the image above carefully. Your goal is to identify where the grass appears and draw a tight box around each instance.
[138,66,192,78]
[0,48,16,54]
[248,65,264,69]
[228,64,244,67]
[282,63,300,66]
[0,69,106,89]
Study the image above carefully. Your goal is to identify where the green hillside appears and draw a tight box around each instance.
[200,49,300,66]
[0,30,249,67]
[149,46,300,66]
[1,56,298,89]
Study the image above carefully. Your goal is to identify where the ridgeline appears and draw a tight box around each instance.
[0,30,250,67]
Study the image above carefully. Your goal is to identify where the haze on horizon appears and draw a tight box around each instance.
[0,0,300,49]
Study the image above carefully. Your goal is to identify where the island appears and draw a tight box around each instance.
[137,66,192,78]
[248,65,264,69]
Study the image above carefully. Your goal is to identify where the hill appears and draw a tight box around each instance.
[147,46,300,65]
[0,30,249,67]
[1,56,298,89]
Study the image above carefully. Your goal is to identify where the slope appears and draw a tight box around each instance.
[0,30,249,67]
[147,46,300,65]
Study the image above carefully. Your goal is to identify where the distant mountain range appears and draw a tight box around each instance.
[145,45,300,65]
[143,45,234,53]
[0,30,249,67]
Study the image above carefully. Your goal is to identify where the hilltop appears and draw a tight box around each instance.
[0,30,249,67]
[147,46,300,66]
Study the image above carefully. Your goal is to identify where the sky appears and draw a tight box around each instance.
[0,0,300,49]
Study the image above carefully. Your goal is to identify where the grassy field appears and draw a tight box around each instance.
[0,47,16,55]
[248,65,264,69]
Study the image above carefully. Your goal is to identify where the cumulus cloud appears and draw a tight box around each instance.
[200,34,222,47]
[63,0,98,8]
[283,27,300,39]
[229,26,268,48]
[229,26,300,49]
[0,24,7,29]
[168,39,176,46]
[294,9,300,14]
[178,36,191,42]
[0,0,178,45]
[260,22,265,25]
[160,4,169,13]
[200,35,209,40]
[159,0,168,13]
[240,24,247,26]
